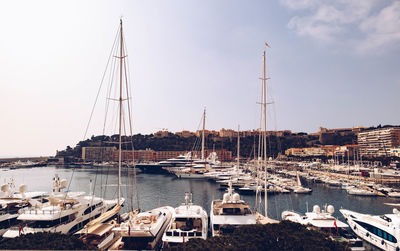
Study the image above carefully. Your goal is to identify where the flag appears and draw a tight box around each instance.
[265,42,271,48]
[334,220,338,231]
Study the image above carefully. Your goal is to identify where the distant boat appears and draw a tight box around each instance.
[292,170,312,194]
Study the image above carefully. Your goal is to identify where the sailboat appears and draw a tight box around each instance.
[292,169,312,194]
[72,19,139,250]
[176,108,210,179]
[85,19,174,251]
[252,45,279,224]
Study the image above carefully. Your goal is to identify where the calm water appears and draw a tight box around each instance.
[1,165,399,221]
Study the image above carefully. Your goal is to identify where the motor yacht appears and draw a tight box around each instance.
[210,182,256,237]
[341,208,400,251]
[2,175,118,238]
[162,193,207,247]
[0,181,46,236]
[110,206,174,250]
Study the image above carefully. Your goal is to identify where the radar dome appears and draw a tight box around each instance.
[223,193,230,203]
[60,179,68,188]
[327,205,335,214]
[232,193,240,202]
[312,205,321,213]
[19,184,27,193]
[1,184,9,193]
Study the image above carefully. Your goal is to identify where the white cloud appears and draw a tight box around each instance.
[280,0,319,10]
[358,1,400,53]
[281,0,400,53]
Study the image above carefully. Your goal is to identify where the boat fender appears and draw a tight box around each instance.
[366,233,369,237]
[382,240,385,245]
[353,225,357,230]
[395,247,399,251]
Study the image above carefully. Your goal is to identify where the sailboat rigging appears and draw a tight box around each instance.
[254,43,278,224]
[74,19,140,250]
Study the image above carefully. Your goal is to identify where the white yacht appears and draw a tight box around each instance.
[341,208,400,251]
[159,152,199,173]
[347,187,379,196]
[162,193,207,247]
[283,205,365,250]
[110,206,174,250]
[282,205,348,230]
[2,175,118,238]
[210,182,256,237]
[0,181,46,236]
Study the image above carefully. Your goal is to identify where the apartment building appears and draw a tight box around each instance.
[82,147,116,161]
[358,128,400,157]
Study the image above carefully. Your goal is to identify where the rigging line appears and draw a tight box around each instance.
[73,27,120,217]
[191,112,205,154]
[122,43,140,212]
[121,105,133,210]
[87,164,100,219]
[103,38,120,134]
[103,163,111,199]
[83,25,120,140]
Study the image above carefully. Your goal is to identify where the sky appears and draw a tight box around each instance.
[0,0,399,157]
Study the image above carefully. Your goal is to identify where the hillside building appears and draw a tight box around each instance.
[358,128,400,157]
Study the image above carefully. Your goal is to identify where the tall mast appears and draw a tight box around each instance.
[237,125,240,175]
[201,108,206,160]
[117,19,123,205]
[263,49,268,218]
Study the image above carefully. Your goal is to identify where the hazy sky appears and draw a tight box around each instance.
[1,0,399,157]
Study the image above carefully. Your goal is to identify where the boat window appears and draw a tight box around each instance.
[380,215,392,222]
[31,215,71,228]
[195,231,202,237]
[223,208,241,215]
[188,232,194,237]
[166,231,172,236]
[182,232,187,236]
[173,231,179,237]
[354,220,397,243]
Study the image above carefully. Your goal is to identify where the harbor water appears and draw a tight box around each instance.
[2,165,399,222]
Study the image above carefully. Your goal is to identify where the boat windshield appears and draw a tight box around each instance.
[174,217,202,231]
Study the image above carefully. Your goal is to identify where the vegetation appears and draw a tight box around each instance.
[57,124,400,161]
[0,232,90,250]
[57,133,324,160]
[167,221,350,251]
